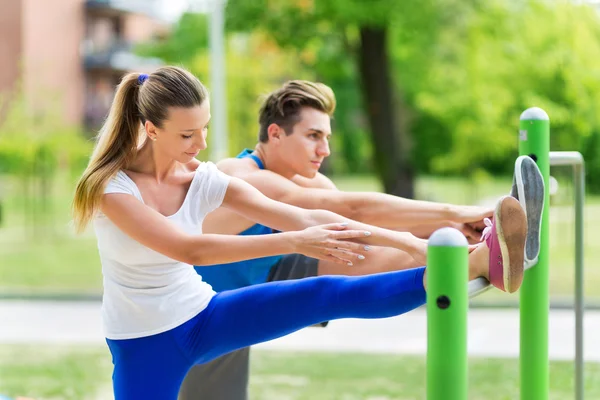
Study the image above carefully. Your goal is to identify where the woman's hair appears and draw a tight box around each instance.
[72,66,208,232]
[258,80,336,143]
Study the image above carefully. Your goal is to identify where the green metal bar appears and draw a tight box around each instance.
[519,107,550,400]
[427,227,469,400]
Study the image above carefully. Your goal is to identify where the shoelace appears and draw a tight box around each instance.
[480,217,493,242]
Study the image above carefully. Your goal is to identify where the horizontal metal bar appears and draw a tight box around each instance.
[468,278,491,298]
[468,260,536,298]
[550,151,584,167]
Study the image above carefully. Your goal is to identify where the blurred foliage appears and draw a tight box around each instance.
[136,12,210,65]
[0,93,91,177]
[401,0,600,184]
[0,91,92,236]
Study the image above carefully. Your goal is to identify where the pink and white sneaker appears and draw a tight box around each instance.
[481,196,528,293]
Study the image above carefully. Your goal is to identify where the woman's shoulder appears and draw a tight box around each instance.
[104,169,137,194]
[187,159,222,176]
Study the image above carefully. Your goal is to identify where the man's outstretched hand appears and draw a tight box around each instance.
[452,205,493,244]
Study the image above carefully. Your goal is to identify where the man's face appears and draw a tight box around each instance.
[276,107,332,178]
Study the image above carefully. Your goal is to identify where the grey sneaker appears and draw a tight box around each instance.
[510,155,545,268]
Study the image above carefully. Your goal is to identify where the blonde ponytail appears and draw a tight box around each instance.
[72,73,143,232]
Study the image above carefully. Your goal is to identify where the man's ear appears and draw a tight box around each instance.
[267,123,283,144]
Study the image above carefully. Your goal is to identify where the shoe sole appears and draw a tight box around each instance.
[514,156,545,266]
[496,196,527,293]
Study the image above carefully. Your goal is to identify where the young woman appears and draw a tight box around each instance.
[72,66,528,399]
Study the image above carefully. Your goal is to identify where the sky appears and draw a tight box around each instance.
[158,0,211,22]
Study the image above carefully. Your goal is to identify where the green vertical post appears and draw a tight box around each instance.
[519,107,550,400]
[427,227,469,400]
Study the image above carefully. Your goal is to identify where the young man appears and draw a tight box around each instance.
[179,81,544,399]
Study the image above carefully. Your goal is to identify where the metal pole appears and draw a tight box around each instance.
[427,227,468,400]
[574,160,585,400]
[468,277,491,298]
[209,0,228,161]
[550,151,585,400]
[519,107,550,400]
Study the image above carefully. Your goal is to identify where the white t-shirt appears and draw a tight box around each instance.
[93,162,231,340]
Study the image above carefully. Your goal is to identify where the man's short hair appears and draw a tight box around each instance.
[258,80,336,143]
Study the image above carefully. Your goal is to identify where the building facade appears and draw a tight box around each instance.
[0,0,167,130]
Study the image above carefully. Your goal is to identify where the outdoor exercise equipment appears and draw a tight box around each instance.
[427,107,585,400]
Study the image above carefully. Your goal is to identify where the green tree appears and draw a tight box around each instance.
[136,12,209,65]
[400,0,600,192]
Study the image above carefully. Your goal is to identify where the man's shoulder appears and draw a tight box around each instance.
[215,157,257,177]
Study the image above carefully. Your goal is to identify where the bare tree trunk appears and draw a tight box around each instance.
[357,26,414,198]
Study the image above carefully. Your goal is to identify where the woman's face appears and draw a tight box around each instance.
[145,101,211,163]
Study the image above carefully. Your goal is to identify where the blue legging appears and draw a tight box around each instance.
[105,267,426,400]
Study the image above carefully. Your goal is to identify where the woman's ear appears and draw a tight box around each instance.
[145,120,158,141]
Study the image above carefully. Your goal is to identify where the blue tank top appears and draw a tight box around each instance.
[194,149,283,292]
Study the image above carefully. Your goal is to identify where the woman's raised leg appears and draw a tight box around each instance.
[184,267,426,364]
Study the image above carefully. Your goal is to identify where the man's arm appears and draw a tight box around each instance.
[234,168,491,233]
[290,172,338,190]
[223,177,426,263]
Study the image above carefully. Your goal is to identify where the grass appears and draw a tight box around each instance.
[250,352,600,400]
[0,345,112,400]
[1,345,600,400]
[0,173,102,294]
[1,172,599,301]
